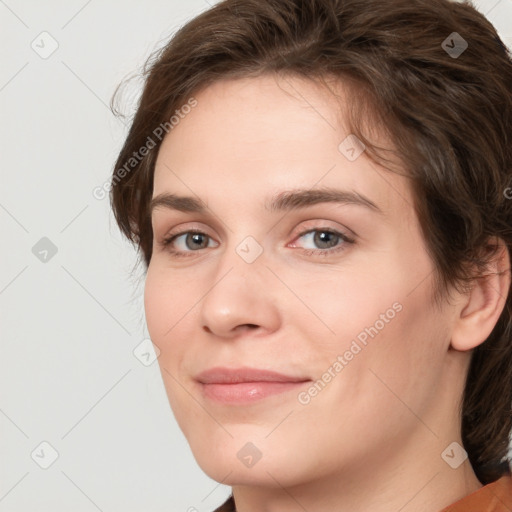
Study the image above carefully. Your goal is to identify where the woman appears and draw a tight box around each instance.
[109,0,512,510]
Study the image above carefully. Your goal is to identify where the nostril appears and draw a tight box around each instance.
[202,324,258,334]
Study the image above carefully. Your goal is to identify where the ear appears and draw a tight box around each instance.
[450,237,511,351]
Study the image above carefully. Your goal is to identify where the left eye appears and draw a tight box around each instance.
[288,228,355,257]
[292,229,348,251]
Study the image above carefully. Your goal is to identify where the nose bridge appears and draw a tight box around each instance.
[212,218,268,278]
[208,232,267,302]
[198,231,277,336]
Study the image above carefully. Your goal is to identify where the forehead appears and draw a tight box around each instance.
[158,75,346,166]
[152,74,411,218]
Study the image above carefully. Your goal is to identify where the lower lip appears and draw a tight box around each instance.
[200,381,310,404]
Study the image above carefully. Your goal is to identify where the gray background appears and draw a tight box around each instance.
[1,1,511,511]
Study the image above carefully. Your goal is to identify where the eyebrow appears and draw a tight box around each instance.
[149,188,383,216]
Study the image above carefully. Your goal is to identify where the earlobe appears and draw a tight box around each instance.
[450,238,511,352]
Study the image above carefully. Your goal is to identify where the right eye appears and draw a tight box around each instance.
[160,229,218,257]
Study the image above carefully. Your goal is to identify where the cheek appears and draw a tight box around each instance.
[143,266,185,351]
[144,265,202,387]
[292,267,403,353]
[144,264,188,330]
[338,283,447,425]
[299,259,444,398]
[143,269,165,340]
[144,269,197,428]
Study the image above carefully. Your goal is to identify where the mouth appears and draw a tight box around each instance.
[195,367,312,404]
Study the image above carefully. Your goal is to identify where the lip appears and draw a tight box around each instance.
[195,367,311,404]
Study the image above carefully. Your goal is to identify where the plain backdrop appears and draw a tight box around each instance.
[1,0,511,511]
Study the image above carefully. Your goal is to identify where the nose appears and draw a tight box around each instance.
[199,244,281,339]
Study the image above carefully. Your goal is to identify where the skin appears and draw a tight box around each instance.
[144,74,510,512]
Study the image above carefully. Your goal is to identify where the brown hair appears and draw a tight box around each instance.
[109,0,512,484]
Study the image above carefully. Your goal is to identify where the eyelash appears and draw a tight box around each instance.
[159,227,355,258]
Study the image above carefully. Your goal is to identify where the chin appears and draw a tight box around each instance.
[196,455,293,488]
[188,433,309,488]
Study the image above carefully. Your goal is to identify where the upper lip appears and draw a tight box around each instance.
[195,367,311,384]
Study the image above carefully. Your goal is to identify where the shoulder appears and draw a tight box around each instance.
[210,477,512,512]
[440,474,512,512]
[212,494,235,512]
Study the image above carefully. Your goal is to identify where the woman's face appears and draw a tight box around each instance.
[144,75,464,488]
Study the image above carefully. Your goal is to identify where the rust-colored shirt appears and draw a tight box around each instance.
[440,475,512,512]
[213,475,512,512]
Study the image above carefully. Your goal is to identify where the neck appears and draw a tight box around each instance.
[231,434,482,512]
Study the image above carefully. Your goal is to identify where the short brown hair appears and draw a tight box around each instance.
[109,0,512,484]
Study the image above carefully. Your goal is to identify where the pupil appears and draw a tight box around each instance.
[189,233,206,249]
[316,231,337,248]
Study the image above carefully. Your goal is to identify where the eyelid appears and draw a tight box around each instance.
[288,218,356,242]
[155,218,359,258]
[159,219,353,243]
[286,227,355,255]
[160,222,215,240]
